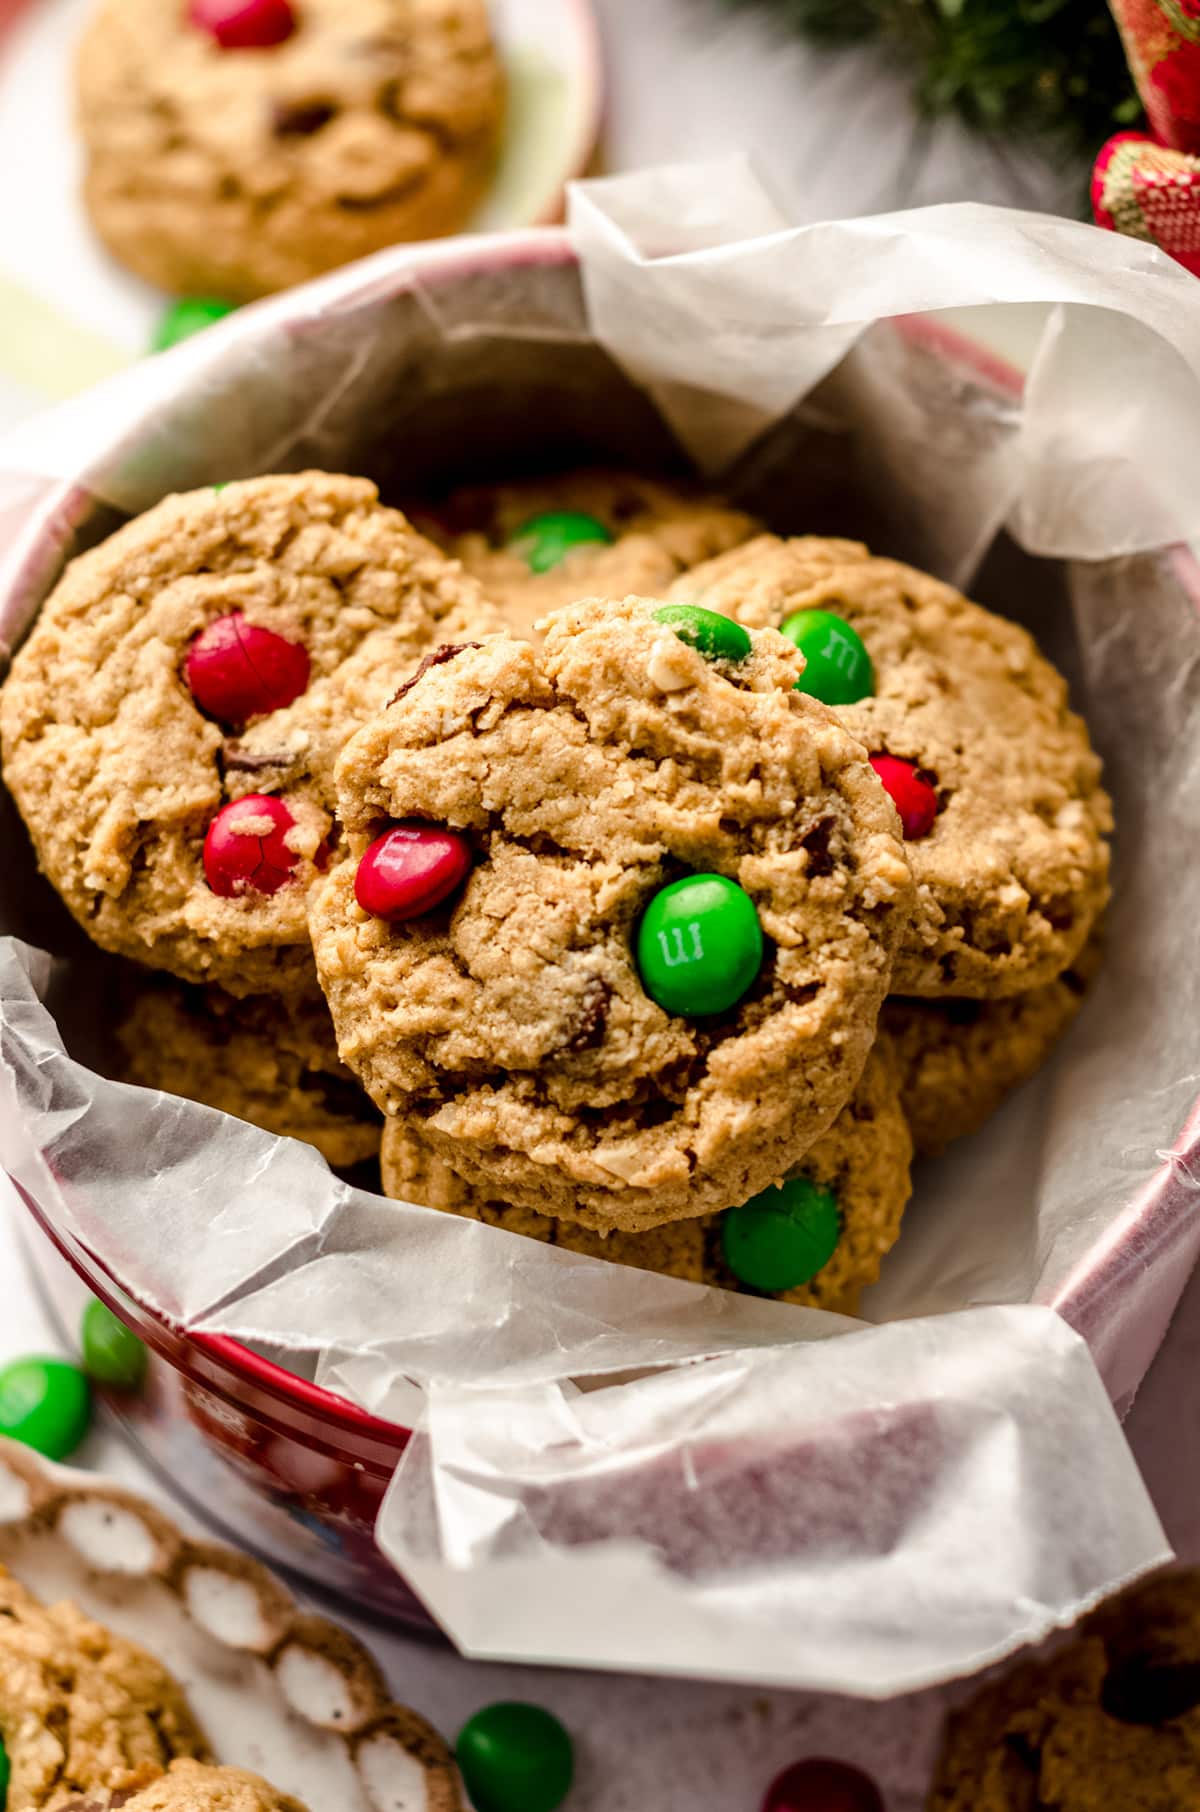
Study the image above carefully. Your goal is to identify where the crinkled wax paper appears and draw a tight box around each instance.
[2,162,1200,1691]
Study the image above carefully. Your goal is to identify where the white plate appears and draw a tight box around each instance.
[0,0,602,405]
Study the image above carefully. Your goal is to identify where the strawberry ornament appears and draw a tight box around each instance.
[1094,1,1200,273]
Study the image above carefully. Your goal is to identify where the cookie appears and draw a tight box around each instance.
[75,0,504,301]
[52,1759,309,1812]
[421,470,759,642]
[0,1568,206,1812]
[670,536,1112,997]
[929,1568,1200,1812]
[886,932,1103,1159]
[381,1035,913,1314]
[309,596,914,1231]
[0,473,497,997]
[114,979,381,1169]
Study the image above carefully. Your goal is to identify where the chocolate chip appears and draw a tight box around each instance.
[800,814,836,878]
[1102,1654,1200,1724]
[564,978,611,1052]
[389,642,482,706]
[272,99,337,136]
[221,743,294,773]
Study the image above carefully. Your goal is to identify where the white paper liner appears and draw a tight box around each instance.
[2,164,1200,1692]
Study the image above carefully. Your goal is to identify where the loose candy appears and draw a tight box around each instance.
[0,1358,91,1461]
[151,298,237,352]
[869,753,938,841]
[653,602,752,664]
[508,510,612,573]
[81,1300,147,1391]
[636,874,763,1017]
[203,795,299,897]
[781,608,874,706]
[456,1702,574,1812]
[186,613,310,723]
[355,823,472,922]
[762,1758,885,1812]
[0,1735,9,1810]
[188,0,296,49]
[721,1176,841,1293]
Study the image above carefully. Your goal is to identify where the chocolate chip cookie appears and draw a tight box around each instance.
[115,979,381,1169]
[309,596,914,1231]
[886,932,1103,1159]
[381,1034,913,1314]
[421,470,759,642]
[76,0,505,301]
[0,1568,206,1812]
[929,1568,1200,1812]
[670,536,1112,998]
[0,473,497,997]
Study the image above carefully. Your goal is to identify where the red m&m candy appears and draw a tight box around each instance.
[869,753,937,841]
[189,0,296,48]
[203,795,299,897]
[355,823,472,922]
[186,613,309,724]
[763,1758,884,1812]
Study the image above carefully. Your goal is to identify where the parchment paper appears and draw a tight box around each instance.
[2,162,1200,1692]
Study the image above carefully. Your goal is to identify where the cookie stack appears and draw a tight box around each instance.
[0,469,1112,1318]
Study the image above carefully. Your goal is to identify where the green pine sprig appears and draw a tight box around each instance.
[722,0,1142,153]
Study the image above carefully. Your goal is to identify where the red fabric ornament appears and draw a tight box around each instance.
[1093,131,1200,275]
[1108,0,1200,151]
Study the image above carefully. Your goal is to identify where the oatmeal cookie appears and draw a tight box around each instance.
[76,0,504,301]
[670,536,1112,997]
[421,470,759,642]
[886,932,1103,1158]
[309,596,914,1231]
[0,473,497,997]
[382,1035,913,1315]
[929,1568,1200,1812]
[51,1759,309,1812]
[0,1569,206,1812]
[115,979,381,1169]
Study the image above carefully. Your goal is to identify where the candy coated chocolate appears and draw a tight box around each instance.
[203,795,299,896]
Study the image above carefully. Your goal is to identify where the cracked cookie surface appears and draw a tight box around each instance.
[421,470,759,642]
[0,1568,206,1812]
[309,596,914,1231]
[381,1034,912,1313]
[0,472,497,997]
[115,979,381,1170]
[76,0,504,300]
[671,536,1112,997]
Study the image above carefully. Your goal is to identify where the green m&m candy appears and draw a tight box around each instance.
[151,297,237,353]
[81,1300,147,1391]
[456,1702,574,1812]
[781,608,873,706]
[508,510,613,574]
[653,601,751,664]
[636,874,763,1018]
[0,1733,9,1810]
[721,1176,841,1293]
[0,1358,91,1460]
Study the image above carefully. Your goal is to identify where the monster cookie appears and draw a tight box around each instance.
[76,0,504,301]
[0,473,497,997]
[886,932,1103,1159]
[309,596,914,1230]
[115,980,381,1169]
[0,1568,206,1812]
[422,471,759,642]
[670,536,1112,997]
[382,1036,912,1314]
[929,1568,1200,1811]
[52,1760,309,1812]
